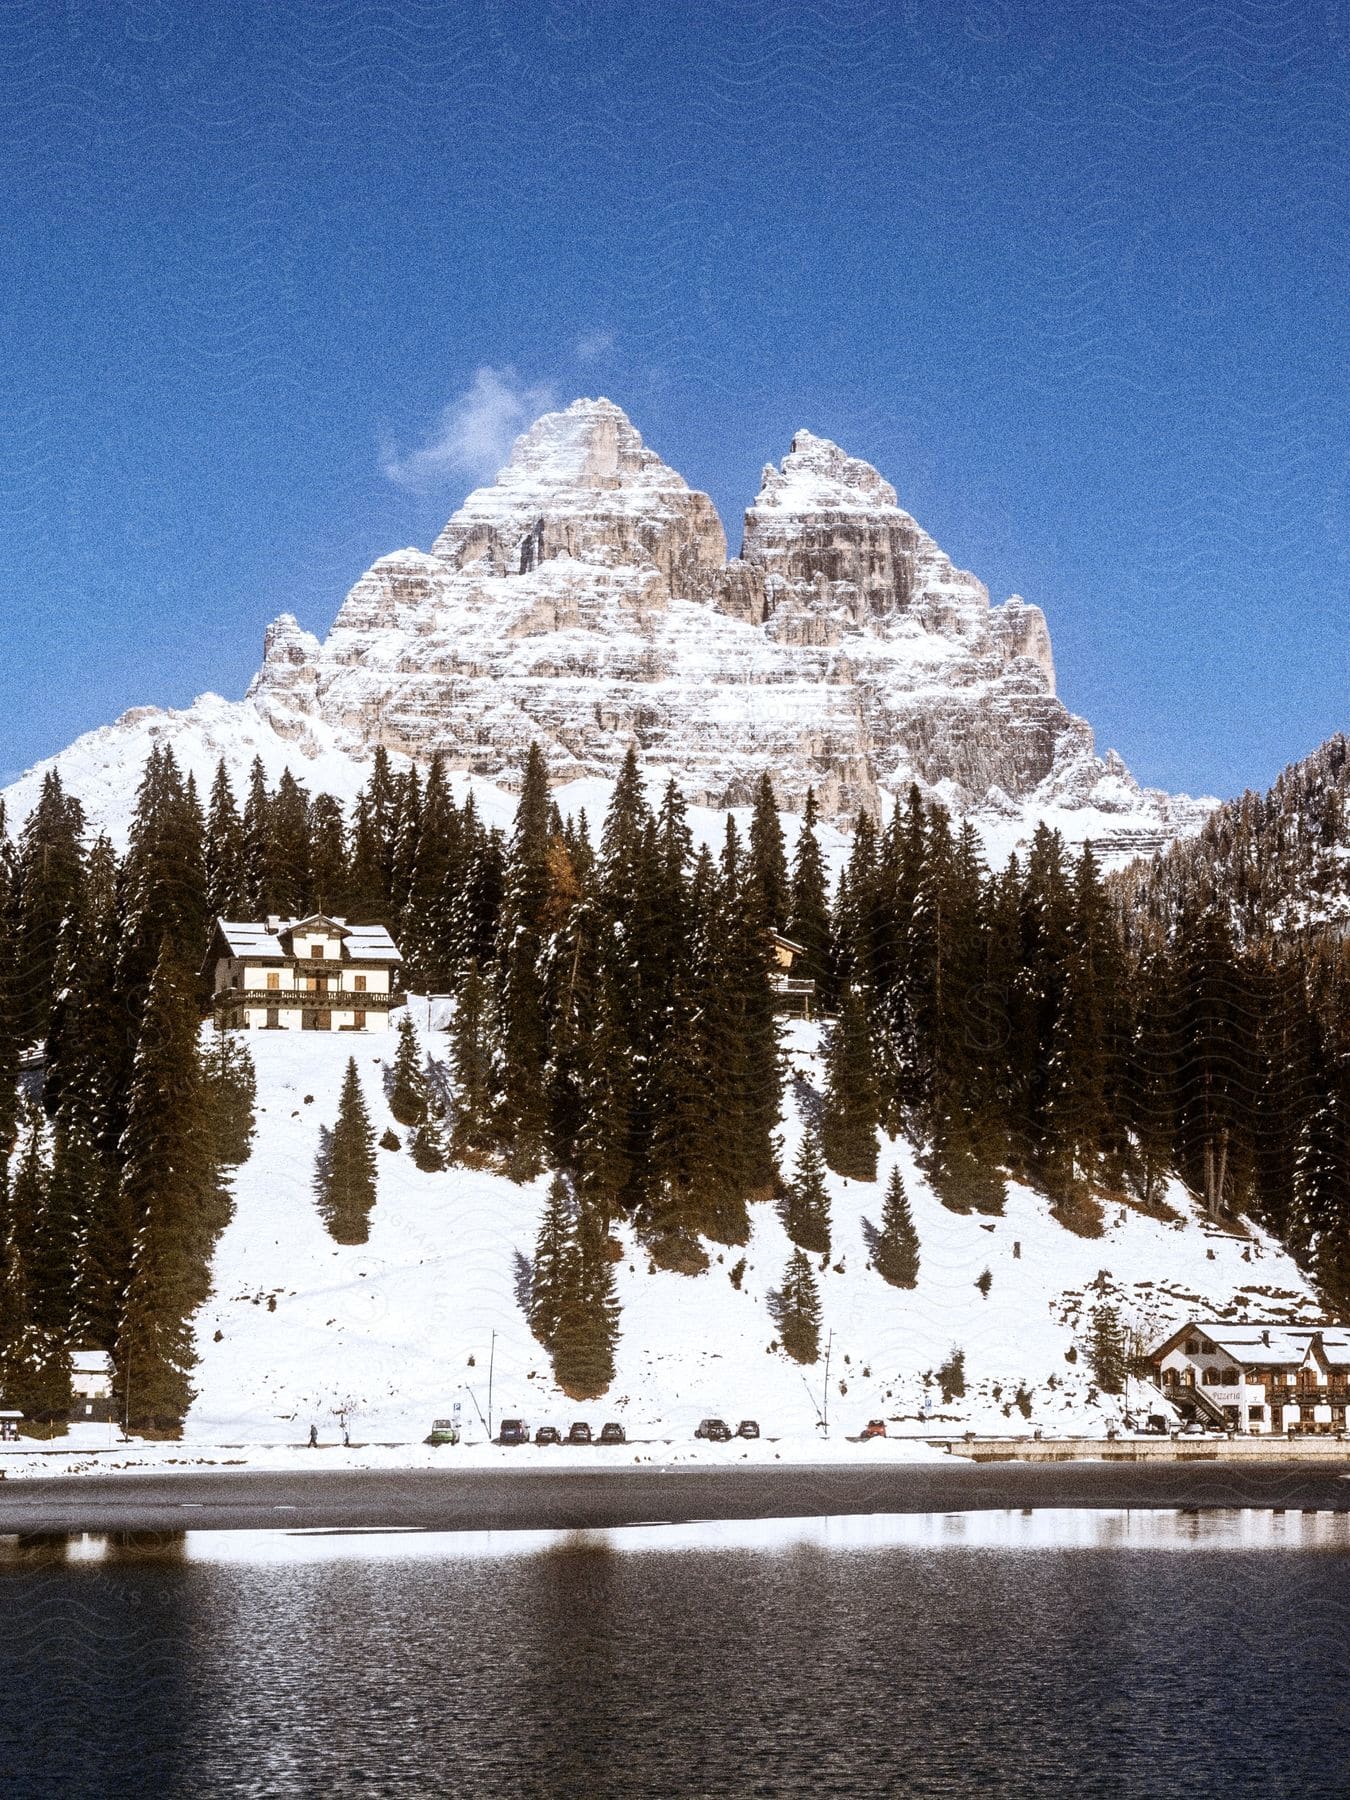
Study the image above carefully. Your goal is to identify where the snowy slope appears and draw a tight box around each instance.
[182,1012,1320,1449]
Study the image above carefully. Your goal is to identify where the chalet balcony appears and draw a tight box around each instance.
[213,988,404,1012]
[770,975,816,1017]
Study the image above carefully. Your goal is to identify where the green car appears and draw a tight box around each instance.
[425,1419,460,1446]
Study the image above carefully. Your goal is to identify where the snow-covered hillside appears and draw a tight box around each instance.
[185,1011,1320,1447]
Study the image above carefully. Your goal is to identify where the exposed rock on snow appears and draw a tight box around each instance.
[4,396,1215,851]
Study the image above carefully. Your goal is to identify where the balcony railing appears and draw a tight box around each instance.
[214,988,403,1012]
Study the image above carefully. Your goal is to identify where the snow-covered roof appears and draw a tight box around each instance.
[341,924,400,963]
[218,921,286,960]
[1155,1322,1350,1366]
[71,1350,111,1374]
[214,919,401,963]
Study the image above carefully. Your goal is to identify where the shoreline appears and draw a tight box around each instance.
[2,1458,1348,1536]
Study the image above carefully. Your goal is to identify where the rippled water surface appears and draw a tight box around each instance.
[2,1510,1349,1798]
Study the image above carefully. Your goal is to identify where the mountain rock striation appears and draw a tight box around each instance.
[7,397,1211,849]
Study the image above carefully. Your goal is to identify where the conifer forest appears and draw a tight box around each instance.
[0,732,1346,1425]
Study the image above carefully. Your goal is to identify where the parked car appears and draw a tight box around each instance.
[424,1419,460,1446]
[860,1419,888,1441]
[498,1418,529,1446]
[599,1422,626,1445]
[695,1418,732,1442]
[1176,1421,1214,1438]
[567,1421,593,1445]
[736,1420,760,1439]
[535,1425,561,1446]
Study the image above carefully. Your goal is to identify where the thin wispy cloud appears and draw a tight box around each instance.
[574,329,615,362]
[382,366,556,491]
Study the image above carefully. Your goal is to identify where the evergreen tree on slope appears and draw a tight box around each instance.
[783,1127,831,1256]
[316,1058,379,1246]
[873,1165,919,1289]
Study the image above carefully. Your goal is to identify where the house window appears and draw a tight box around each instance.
[266,973,280,991]
[1202,1368,1220,1385]
[1222,1368,1239,1385]
[1184,1339,1200,1355]
[265,1008,280,1029]
[312,943,326,959]
[353,1010,366,1029]
[1248,1406,1265,1422]
[353,975,367,992]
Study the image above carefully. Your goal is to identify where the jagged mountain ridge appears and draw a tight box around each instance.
[5,398,1212,851]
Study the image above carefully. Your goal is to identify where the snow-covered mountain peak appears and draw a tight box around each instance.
[753,429,901,516]
[429,397,727,596]
[487,395,685,495]
[5,399,1217,851]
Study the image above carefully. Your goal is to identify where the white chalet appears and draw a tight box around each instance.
[204,914,402,1033]
[1151,1320,1350,1435]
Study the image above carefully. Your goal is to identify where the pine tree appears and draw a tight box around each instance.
[346,748,398,921]
[874,1165,919,1287]
[820,984,879,1181]
[309,794,349,915]
[495,745,555,1179]
[388,1013,427,1128]
[747,772,789,930]
[241,756,272,916]
[925,1118,1006,1217]
[551,1193,621,1398]
[404,752,459,990]
[201,1027,257,1170]
[775,1248,822,1364]
[449,961,497,1163]
[783,1128,831,1255]
[0,822,19,1159]
[114,944,217,1428]
[205,761,248,918]
[267,770,313,918]
[10,770,86,1048]
[528,1173,572,1352]
[788,788,831,992]
[1087,1303,1127,1395]
[316,1059,378,1245]
[937,1346,966,1403]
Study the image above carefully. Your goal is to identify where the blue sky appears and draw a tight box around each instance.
[2,0,1345,800]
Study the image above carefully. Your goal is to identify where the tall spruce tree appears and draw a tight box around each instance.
[449,961,497,1163]
[775,1248,822,1364]
[747,772,790,931]
[205,761,247,919]
[528,1173,572,1352]
[820,984,879,1181]
[316,1059,378,1246]
[551,1192,621,1398]
[788,788,831,992]
[783,1127,831,1255]
[10,770,86,1048]
[114,944,217,1428]
[874,1164,919,1287]
[494,746,555,1179]
[388,1013,427,1128]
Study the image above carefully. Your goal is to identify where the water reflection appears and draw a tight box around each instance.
[2,1513,1348,1797]
[11,1504,1350,1567]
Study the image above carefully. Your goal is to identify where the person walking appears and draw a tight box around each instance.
[308,1423,319,1448]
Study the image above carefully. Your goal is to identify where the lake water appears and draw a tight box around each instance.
[2,1510,1348,1798]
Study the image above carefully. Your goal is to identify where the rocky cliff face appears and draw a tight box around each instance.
[244,397,1195,833]
[7,396,1212,853]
